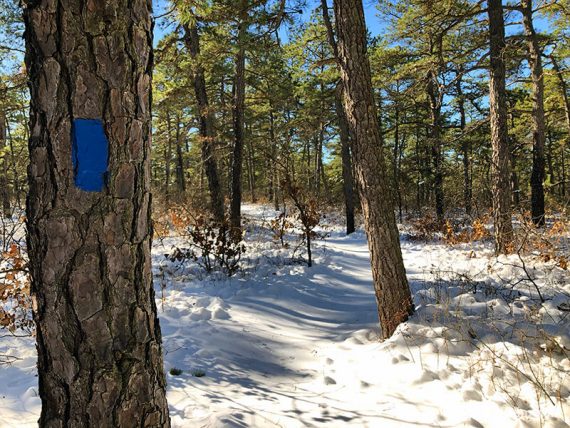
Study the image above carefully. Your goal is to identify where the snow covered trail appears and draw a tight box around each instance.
[0,204,568,427]
[162,233,384,428]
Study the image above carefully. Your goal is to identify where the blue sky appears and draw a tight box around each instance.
[153,0,384,44]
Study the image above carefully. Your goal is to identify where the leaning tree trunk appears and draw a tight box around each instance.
[488,0,514,254]
[24,1,170,426]
[230,0,248,229]
[333,0,413,339]
[522,0,546,226]
[183,22,225,222]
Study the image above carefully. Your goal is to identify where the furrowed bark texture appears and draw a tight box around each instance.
[24,1,170,426]
[333,0,413,339]
[183,22,225,222]
[488,0,514,254]
[521,0,546,226]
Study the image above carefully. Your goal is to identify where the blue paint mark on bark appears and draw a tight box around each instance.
[72,119,109,192]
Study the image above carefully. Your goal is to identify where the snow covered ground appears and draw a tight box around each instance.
[1,204,569,427]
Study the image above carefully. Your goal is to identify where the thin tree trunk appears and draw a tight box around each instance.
[6,124,21,208]
[246,127,256,202]
[393,103,403,222]
[522,0,546,226]
[183,22,225,221]
[164,112,172,202]
[175,117,186,195]
[0,111,10,217]
[488,0,514,253]
[550,54,570,138]
[269,109,280,211]
[336,84,356,234]
[456,77,472,216]
[562,144,567,198]
[333,0,413,339]
[550,53,570,198]
[24,1,170,425]
[230,1,248,229]
[426,72,445,222]
[321,0,356,234]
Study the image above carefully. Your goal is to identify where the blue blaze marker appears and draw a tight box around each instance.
[72,119,109,192]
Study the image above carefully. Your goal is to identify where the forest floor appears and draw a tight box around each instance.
[0,204,569,427]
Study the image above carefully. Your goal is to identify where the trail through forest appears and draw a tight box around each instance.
[1,205,568,427]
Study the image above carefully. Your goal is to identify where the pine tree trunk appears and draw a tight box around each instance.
[183,22,225,222]
[24,1,170,426]
[550,53,570,198]
[246,127,256,202]
[456,78,472,216]
[165,112,172,202]
[335,84,356,234]
[393,103,403,222]
[488,0,514,253]
[230,1,248,229]
[426,72,445,222]
[175,117,186,195]
[521,0,546,226]
[0,110,10,217]
[321,0,356,234]
[7,123,21,208]
[333,0,413,339]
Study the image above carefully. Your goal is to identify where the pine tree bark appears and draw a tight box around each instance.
[24,1,170,426]
[333,0,413,339]
[488,0,514,253]
[321,0,356,235]
[521,0,546,226]
[230,1,248,229]
[183,22,225,222]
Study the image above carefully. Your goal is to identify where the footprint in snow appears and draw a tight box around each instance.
[462,390,483,401]
[413,369,440,384]
[324,376,337,385]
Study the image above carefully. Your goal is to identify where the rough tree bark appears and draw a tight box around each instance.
[23,1,170,426]
[521,0,546,226]
[183,22,225,222]
[333,0,413,339]
[488,0,514,254]
[230,0,248,229]
[321,0,356,235]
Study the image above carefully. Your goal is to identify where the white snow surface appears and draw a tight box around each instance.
[1,204,569,427]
